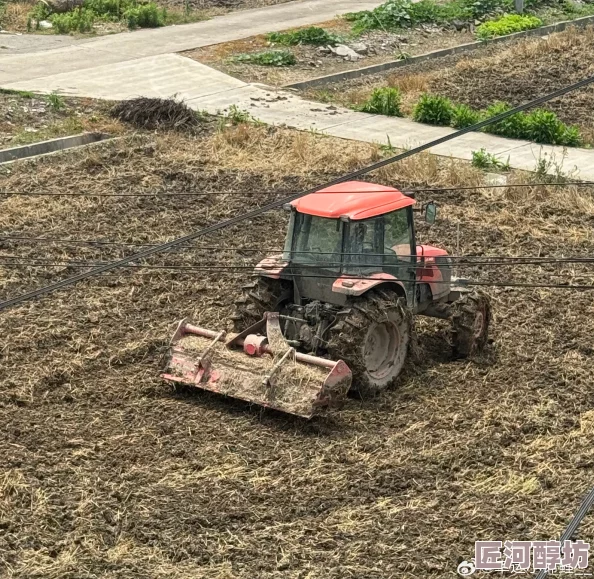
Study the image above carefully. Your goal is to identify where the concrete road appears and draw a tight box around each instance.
[0,0,382,84]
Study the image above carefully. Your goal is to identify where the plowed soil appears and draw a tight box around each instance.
[1,123,594,578]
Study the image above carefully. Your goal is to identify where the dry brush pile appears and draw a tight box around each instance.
[0,123,593,578]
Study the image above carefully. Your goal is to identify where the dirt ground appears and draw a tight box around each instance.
[1,121,594,577]
[303,26,594,139]
[185,19,475,86]
[0,92,121,149]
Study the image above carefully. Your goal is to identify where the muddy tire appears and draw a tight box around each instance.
[450,290,491,358]
[327,290,412,397]
[231,277,290,332]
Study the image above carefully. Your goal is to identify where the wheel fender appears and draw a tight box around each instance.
[332,274,406,297]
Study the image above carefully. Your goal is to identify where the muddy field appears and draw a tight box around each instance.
[304,26,594,137]
[1,122,594,578]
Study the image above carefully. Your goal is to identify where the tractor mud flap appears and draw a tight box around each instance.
[161,315,352,419]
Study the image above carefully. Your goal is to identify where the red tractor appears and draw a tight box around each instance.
[162,181,491,418]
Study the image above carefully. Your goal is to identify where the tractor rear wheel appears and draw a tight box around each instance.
[450,290,491,357]
[231,277,290,332]
[327,290,412,397]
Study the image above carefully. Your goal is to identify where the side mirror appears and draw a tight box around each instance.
[424,202,437,225]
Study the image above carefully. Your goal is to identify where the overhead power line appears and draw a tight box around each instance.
[2,256,594,268]
[1,261,593,290]
[534,485,594,579]
[3,72,594,312]
[1,182,594,198]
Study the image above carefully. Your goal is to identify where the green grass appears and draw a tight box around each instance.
[354,87,403,116]
[412,93,453,126]
[266,26,342,46]
[471,148,510,170]
[408,93,582,146]
[232,50,296,66]
[27,0,203,33]
[476,13,542,39]
[343,0,515,34]
[10,117,85,146]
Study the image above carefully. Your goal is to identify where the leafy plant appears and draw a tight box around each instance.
[266,26,341,46]
[355,87,403,116]
[51,8,95,33]
[476,13,542,39]
[225,105,257,124]
[30,1,52,21]
[47,91,65,111]
[345,0,414,32]
[525,109,581,146]
[84,0,135,20]
[412,93,454,126]
[471,148,510,170]
[482,101,527,138]
[451,103,482,128]
[232,50,296,66]
[124,2,165,28]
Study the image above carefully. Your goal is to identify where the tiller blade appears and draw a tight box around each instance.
[161,313,352,419]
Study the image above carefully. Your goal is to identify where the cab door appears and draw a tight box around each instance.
[382,207,416,292]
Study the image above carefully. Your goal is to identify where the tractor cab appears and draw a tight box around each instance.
[277,181,442,306]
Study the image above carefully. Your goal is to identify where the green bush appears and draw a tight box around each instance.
[412,93,454,126]
[232,50,296,66]
[451,103,482,128]
[355,87,403,116]
[124,2,165,28]
[51,8,96,33]
[266,26,341,46]
[525,109,581,146]
[84,0,135,20]
[476,13,542,39]
[344,0,515,32]
[482,101,527,138]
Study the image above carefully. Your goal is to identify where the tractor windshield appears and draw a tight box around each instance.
[287,213,344,270]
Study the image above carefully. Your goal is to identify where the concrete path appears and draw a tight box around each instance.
[0,0,381,84]
[5,53,594,180]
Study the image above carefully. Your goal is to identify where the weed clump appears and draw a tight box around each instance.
[401,93,582,146]
[110,97,202,131]
[482,101,527,138]
[412,93,453,125]
[266,26,342,46]
[344,0,515,33]
[355,87,403,116]
[476,13,542,39]
[471,148,510,170]
[232,50,296,66]
[50,7,95,33]
[124,2,165,28]
[451,103,482,128]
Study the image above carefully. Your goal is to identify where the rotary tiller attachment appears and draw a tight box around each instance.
[161,312,352,419]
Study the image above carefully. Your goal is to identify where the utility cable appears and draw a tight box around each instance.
[533,485,594,579]
[3,71,594,312]
[1,182,593,197]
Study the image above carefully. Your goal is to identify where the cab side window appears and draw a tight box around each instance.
[384,209,413,263]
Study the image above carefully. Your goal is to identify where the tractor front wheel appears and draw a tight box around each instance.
[450,290,491,357]
[327,290,412,397]
[231,277,290,332]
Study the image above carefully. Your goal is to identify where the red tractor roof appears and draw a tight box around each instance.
[291,181,415,221]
